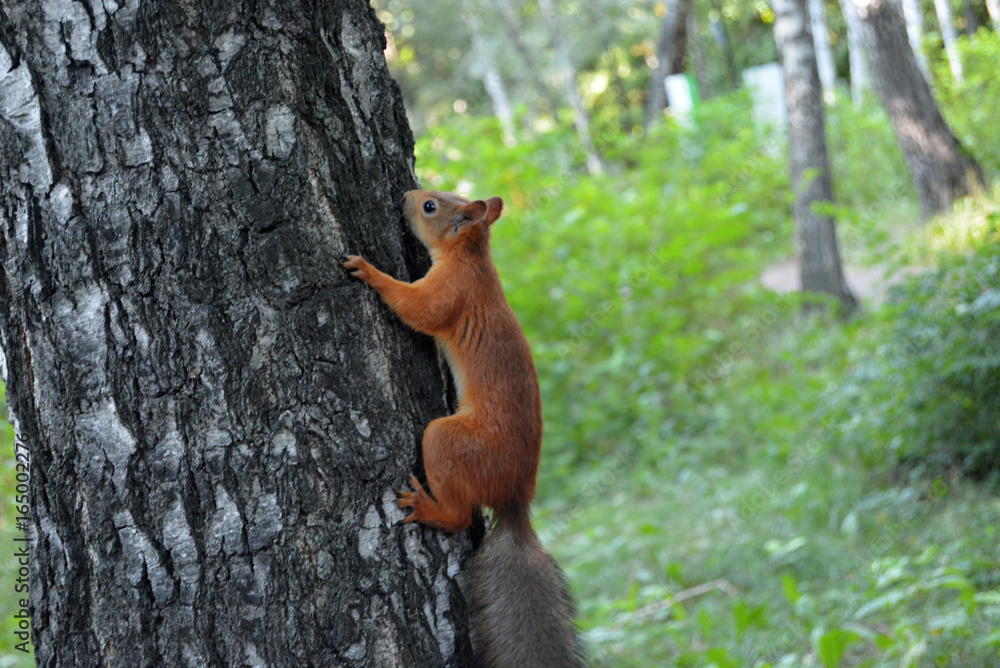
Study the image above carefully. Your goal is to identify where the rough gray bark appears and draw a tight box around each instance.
[643,0,693,128]
[773,0,857,308]
[0,1,475,666]
[853,0,983,217]
[839,0,872,104]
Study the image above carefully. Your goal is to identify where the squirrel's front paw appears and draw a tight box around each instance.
[343,254,374,282]
[397,476,431,523]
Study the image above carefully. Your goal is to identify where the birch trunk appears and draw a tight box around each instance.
[537,0,603,174]
[840,0,873,103]
[0,1,475,665]
[988,0,1000,34]
[809,0,838,92]
[772,0,857,308]
[933,0,964,82]
[644,0,693,127]
[900,0,932,78]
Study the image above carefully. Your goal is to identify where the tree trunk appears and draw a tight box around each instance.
[988,0,1000,34]
[0,2,475,666]
[773,0,857,308]
[853,0,983,217]
[481,67,517,145]
[688,12,714,101]
[840,0,872,103]
[900,0,932,78]
[933,0,965,82]
[644,0,693,128]
[710,14,741,89]
[808,0,838,92]
[961,0,979,35]
[497,0,555,120]
[460,0,517,145]
[537,0,603,174]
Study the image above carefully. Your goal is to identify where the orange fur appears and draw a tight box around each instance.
[344,190,540,532]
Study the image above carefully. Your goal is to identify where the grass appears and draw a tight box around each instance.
[531,192,1000,667]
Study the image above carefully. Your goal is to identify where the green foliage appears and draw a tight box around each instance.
[416,92,792,482]
[933,30,1000,182]
[826,194,1000,480]
[824,96,913,213]
[410,66,1000,665]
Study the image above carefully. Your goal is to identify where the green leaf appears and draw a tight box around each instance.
[816,628,862,668]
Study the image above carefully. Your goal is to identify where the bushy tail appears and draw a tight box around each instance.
[466,510,585,668]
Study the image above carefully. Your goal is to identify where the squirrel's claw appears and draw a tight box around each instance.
[397,476,428,521]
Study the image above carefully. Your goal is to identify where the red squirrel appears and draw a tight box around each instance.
[344,190,583,668]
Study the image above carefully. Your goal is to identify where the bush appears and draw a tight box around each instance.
[828,194,1000,480]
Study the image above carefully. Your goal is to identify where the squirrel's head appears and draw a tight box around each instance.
[403,190,504,257]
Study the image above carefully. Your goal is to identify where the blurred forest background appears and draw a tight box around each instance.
[3,0,1000,665]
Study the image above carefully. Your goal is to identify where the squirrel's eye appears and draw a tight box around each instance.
[423,200,437,214]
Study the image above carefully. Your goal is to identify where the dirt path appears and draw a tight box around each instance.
[760,258,897,300]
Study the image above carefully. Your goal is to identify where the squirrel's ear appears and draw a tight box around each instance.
[483,196,504,226]
[458,199,488,225]
[458,197,504,228]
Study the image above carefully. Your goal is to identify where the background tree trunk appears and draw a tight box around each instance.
[853,0,983,217]
[0,1,475,666]
[932,0,964,82]
[840,0,872,104]
[900,0,932,78]
[808,0,838,92]
[961,0,979,35]
[688,12,714,101]
[644,0,693,128]
[773,0,857,308]
[460,0,517,146]
[988,0,1000,34]
[538,0,604,174]
[498,0,555,121]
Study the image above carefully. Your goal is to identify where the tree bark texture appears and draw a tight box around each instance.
[0,1,475,666]
[773,0,856,307]
[643,0,692,127]
[853,0,983,217]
